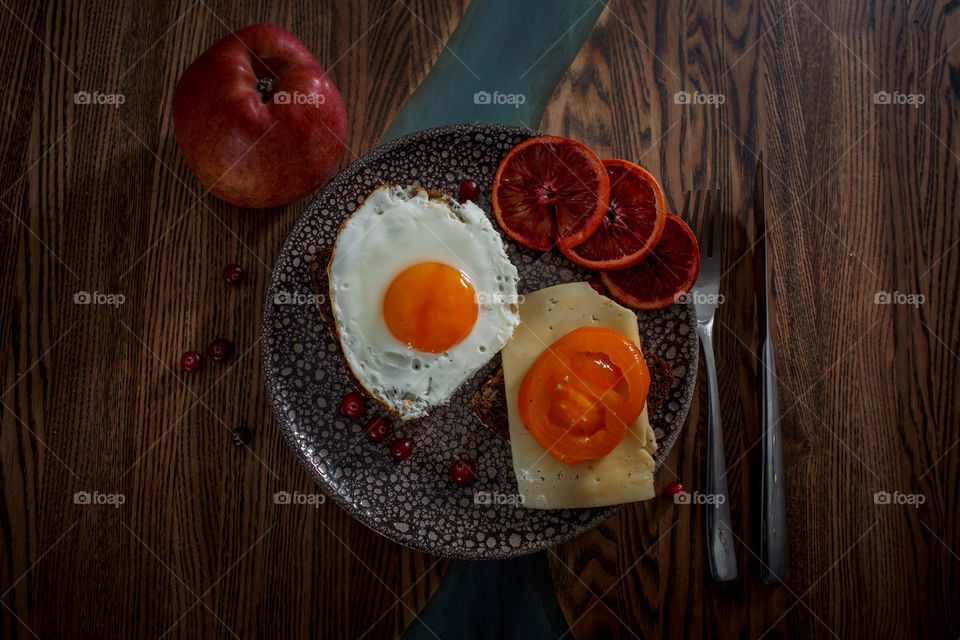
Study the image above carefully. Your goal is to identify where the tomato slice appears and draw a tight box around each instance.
[517,327,650,465]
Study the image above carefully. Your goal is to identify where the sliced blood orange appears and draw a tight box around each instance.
[560,159,666,270]
[492,136,610,251]
[600,213,700,310]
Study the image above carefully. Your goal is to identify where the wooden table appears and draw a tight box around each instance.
[2,1,957,637]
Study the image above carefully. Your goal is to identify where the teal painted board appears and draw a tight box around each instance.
[384,1,608,637]
[400,554,571,640]
[382,0,608,141]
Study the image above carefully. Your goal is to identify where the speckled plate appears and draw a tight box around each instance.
[262,123,698,559]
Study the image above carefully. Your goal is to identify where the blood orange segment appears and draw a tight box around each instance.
[492,136,610,251]
[601,213,700,310]
[561,159,666,270]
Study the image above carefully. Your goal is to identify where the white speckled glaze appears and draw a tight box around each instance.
[262,123,698,559]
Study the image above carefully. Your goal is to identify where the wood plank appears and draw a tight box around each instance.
[541,0,960,637]
[1,0,958,638]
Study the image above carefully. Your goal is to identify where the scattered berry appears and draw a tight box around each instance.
[207,338,235,363]
[223,263,246,285]
[666,481,685,498]
[231,426,252,446]
[341,392,366,418]
[458,179,480,203]
[449,458,476,485]
[364,416,391,442]
[390,437,414,461]
[180,350,203,373]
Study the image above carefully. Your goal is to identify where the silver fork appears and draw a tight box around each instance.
[685,191,738,582]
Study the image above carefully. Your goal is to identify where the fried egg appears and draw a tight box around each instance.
[328,185,520,420]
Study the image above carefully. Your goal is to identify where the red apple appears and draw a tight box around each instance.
[172,24,347,208]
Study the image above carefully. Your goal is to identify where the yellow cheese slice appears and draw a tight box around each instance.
[502,282,658,509]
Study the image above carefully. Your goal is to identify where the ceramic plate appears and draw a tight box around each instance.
[262,123,698,559]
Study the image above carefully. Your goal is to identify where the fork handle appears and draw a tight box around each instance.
[700,327,738,582]
[760,333,787,584]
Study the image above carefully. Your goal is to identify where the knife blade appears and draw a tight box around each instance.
[755,153,788,584]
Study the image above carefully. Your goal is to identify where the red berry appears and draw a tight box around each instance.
[666,481,685,497]
[207,338,234,363]
[586,276,606,295]
[449,458,476,485]
[390,437,413,461]
[341,392,366,418]
[180,350,203,373]
[223,263,246,285]
[458,179,480,203]
[231,426,252,446]
[364,416,391,441]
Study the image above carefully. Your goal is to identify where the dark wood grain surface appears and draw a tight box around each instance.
[1,1,958,638]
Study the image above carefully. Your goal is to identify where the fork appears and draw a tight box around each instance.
[685,191,738,582]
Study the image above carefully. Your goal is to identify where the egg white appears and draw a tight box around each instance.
[328,185,520,420]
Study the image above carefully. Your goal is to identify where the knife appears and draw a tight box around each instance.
[755,153,787,584]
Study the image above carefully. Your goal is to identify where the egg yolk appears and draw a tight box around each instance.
[382,262,479,353]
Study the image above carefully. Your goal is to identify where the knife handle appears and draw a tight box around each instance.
[701,327,738,582]
[760,335,787,584]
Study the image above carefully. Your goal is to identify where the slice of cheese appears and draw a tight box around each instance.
[502,282,658,509]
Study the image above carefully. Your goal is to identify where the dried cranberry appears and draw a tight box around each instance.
[223,263,246,285]
[458,179,480,203]
[341,392,366,418]
[207,338,234,363]
[390,438,413,461]
[364,416,391,442]
[180,350,203,373]
[449,458,476,485]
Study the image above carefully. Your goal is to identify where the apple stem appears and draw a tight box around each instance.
[255,77,276,102]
